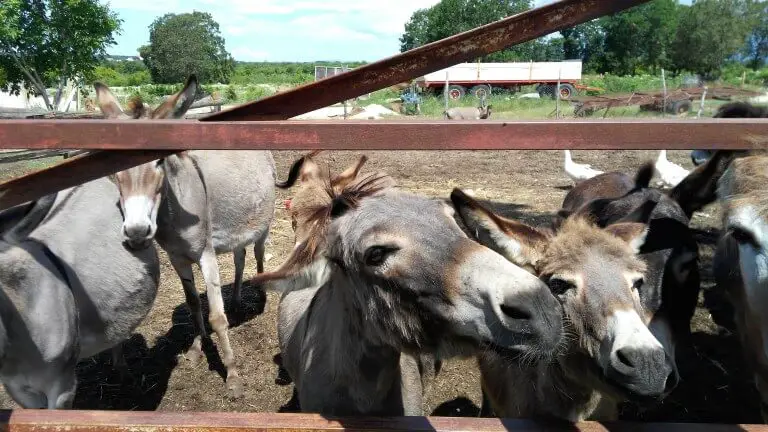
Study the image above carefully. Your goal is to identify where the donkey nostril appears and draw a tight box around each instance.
[122,226,130,238]
[500,304,532,321]
[144,226,152,236]
[665,371,679,393]
[616,348,635,369]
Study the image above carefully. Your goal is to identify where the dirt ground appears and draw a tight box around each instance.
[0,149,761,424]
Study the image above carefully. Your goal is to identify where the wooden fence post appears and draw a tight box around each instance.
[444,71,450,115]
[697,86,708,118]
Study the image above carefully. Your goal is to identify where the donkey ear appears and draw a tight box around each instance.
[604,222,649,254]
[300,156,323,183]
[614,199,658,225]
[331,155,368,192]
[94,82,124,119]
[152,75,199,119]
[450,188,546,269]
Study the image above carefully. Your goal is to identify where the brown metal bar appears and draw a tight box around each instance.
[200,0,651,121]
[0,150,171,210]
[1,119,766,150]
[1,119,765,211]
[3,410,768,432]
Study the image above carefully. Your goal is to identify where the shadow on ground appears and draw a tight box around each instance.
[72,281,267,410]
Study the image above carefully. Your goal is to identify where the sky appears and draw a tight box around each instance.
[108,0,691,63]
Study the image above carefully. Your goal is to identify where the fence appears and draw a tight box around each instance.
[0,0,767,429]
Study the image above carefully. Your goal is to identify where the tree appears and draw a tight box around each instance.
[399,0,539,61]
[0,0,121,110]
[672,0,756,76]
[598,0,680,75]
[561,20,606,72]
[744,2,768,69]
[141,12,234,84]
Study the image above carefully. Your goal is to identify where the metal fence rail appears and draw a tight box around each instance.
[2,409,768,432]
[0,118,765,211]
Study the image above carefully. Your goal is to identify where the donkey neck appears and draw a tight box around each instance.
[303,274,407,415]
[156,155,209,234]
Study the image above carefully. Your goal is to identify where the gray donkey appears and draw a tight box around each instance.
[94,77,276,399]
[451,189,677,421]
[0,177,160,408]
[250,173,564,416]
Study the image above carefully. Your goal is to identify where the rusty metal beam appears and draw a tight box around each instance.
[200,0,652,121]
[3,410,768,432]
[0,150,171,210]
[1,118,766,150]
[0,119,765,211]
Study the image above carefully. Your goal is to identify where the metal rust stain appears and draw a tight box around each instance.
[200,0,652,122]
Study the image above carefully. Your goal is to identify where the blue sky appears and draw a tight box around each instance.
[108,0,692,62]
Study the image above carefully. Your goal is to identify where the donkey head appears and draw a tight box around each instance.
[256,174,564,360]
[95,76,198,249]
[451,189,677,400]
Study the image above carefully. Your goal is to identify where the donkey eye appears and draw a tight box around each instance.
[730,226,758,248]
[364,246,397,267]
[632,278,644,291]
[547,278,575,296]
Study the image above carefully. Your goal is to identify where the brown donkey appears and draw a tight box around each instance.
[451,189,677,421]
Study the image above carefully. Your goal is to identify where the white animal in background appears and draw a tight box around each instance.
[563,150,603,184]
[654,150,690,188]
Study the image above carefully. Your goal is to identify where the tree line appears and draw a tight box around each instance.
[400,0,767,77]
[1,0,767,111]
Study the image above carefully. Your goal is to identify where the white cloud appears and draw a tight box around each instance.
[230,47,270,61]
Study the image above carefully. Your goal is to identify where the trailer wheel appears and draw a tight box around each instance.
[667,99,692,115]
[558,84,576,100]
[538,85,556,99]
[470,85,491,100]
[447,85,466,100]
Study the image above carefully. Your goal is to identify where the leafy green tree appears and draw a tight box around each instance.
[0,0,121,110]
[744,2,768,69]
[399,0,539,61]
[600,0,680,75]
[560,20,606,72]
[672,0,756,76]
[141,12,234,84]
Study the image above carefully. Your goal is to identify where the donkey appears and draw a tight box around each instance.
[558,164,701,344]
[274,152,442,399]
[0,177,160,409]
[444,105,492,120]
[451,189,677,421]
[714,155,768,421]
[94,76,276,399]
[249,172,564,416]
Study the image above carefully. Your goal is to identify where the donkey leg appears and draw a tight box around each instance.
[231,248,246,313]
[169,255,207,367]
[199,246,243,399]
[254,235,267,273]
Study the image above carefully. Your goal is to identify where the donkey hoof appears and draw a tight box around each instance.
[180,346,205,367]
[227,376,244,400]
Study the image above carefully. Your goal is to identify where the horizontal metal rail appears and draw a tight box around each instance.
[0,119,764,212]
[1,119,766,150]
[2,409,767,432]
[201,0,651,121]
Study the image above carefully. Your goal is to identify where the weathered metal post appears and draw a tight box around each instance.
[444,71,450,115]
[661,68,667,117]
[697,86,708,118]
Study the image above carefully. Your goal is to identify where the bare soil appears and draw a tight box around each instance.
[0,149,760,423]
